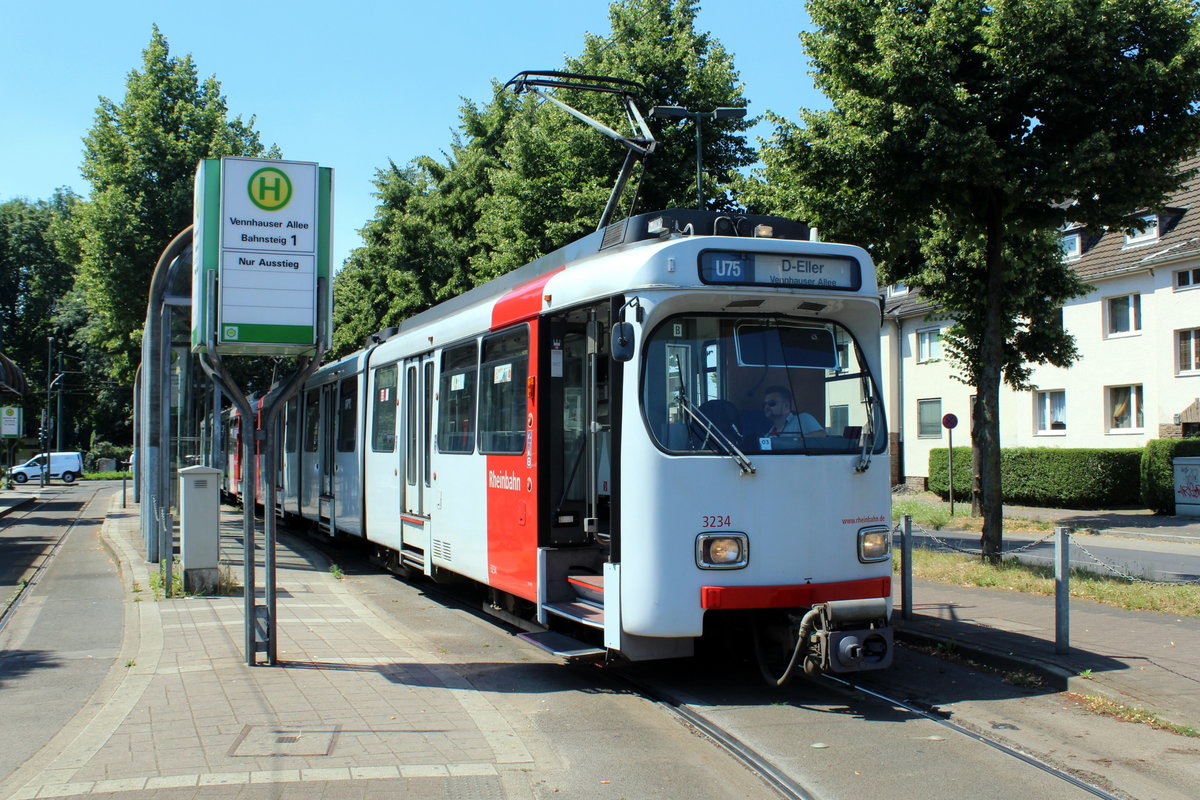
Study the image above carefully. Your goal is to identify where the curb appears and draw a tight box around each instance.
[0,494,35,519]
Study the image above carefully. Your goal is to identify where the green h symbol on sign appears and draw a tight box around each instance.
[248,167,293,211]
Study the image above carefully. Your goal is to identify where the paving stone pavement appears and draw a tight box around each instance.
[0,495,534,799]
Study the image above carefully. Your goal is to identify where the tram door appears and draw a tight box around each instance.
[318,382,337,526]
[401,355,435,551]
[545,302,613,548]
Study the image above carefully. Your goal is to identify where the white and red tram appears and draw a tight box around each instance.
[232,208,894,678]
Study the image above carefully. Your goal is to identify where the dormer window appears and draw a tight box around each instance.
[1125,213,1159,245]
[1060,231,1082,258]
[889,283,910,296]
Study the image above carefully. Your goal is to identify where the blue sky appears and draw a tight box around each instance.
[1,1,825,268]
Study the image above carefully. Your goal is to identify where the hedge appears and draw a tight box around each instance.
[1141,439,1200,514]
[928,447,1142,508]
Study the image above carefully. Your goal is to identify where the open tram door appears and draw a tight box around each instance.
[533,298,622,651]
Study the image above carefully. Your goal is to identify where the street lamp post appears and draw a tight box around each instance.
[43,336,53,487]
[648,105,747,209]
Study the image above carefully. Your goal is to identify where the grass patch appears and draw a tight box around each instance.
[84,471,133,480]
[1069,693,1198,737]
[898,548,1200,616]
[891,496,1053,534]
[329,563,344,581]
[149,559,184,599]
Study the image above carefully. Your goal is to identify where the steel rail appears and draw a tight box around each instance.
[823,674,1123,800]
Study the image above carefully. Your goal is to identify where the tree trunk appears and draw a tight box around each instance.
[976,196,1006,564]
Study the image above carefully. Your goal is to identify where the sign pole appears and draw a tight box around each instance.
[942,413,959,517]
[193,156,332,666]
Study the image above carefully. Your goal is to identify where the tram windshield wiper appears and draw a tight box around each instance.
[856,375,875,473]
[675,392,755,476]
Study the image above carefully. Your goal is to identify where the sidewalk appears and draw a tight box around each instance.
[0,495,534,800]
[0,489,37,518]
[998,501,1200,544]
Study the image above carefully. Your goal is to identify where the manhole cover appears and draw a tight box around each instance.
[229,724,340,757]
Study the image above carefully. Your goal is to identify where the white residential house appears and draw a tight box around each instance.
[881,156,1200,489]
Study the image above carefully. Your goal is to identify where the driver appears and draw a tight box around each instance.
[763,385,825,438]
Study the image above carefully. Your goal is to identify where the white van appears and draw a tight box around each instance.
[8,452,84,484]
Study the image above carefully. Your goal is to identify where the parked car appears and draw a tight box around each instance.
[8,452,84,484]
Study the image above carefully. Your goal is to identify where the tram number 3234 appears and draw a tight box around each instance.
[701,515,732,528]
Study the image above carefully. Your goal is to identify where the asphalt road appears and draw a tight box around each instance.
[0,484,124,785]
[908,528,1200,582]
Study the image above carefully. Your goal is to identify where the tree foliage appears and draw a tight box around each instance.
[0,193,79,376]
[332,0,752,357]
[72,26,273,387]
[748,0,1200,558]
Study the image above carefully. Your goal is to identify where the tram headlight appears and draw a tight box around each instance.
[696,533,749,569]
[858,526,891,563]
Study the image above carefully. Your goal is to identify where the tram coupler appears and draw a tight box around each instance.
[811,598,893,674]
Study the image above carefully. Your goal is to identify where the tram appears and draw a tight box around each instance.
[228,206,894,681]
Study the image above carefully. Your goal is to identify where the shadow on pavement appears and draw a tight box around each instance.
[0,650,62,689]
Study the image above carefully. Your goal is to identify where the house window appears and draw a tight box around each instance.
[1108,385,1144,431]
[1035,390,1066,433]
[890,283,909,296]
[917,328,942,362]
[1061,232,1082,258]
[1106,294,1141,336]
[1179,329,1200,374]
[830,404,849,435]
[918,398,942,438]
[1124,214,1158,245]
[1175,268,1200,290]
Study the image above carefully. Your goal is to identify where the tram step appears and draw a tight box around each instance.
[566,573,604,604]
[543,600,604,629]
[400,550,424,570]
[518,630,605,661]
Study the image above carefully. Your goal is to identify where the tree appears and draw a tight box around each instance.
[73,26,273,392]
[0,195,77,369]
[473,0,754,279]
[749,0,1200,560]
[333,0,753,354]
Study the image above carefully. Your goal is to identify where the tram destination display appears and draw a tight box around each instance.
[699,250,860,291]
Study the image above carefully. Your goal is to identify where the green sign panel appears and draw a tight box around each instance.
[191,157,333,356]
[1,407,22,439]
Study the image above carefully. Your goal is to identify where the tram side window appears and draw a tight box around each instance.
[284,397,299,454]
[372,364,398,452]
[336,376,358,452]
[303,389,319,452]
[438,342,477,453]
[479,327,529,455]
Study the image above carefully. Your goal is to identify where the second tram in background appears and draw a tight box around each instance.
[227,208,893,681]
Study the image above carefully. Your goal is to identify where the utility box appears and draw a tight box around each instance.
[1173,457,1200,518]
[179,465,222,593]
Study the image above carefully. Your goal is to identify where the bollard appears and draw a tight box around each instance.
[1055,526,1070,654]
[901,515,913,620]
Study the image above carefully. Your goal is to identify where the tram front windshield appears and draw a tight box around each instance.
[642,315,886,456]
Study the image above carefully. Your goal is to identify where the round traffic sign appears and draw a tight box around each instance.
[942,413,958,430]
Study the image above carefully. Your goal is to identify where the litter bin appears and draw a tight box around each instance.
[1173,457,1200,517]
